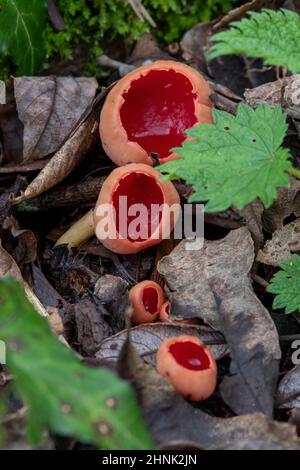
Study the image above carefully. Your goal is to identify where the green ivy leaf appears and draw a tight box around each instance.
[159,103,292,212]
[0,0,47,75]
[0,278,153,450]
[207,9,300,73]
[267,254,300,315]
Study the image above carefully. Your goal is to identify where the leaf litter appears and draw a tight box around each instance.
[2,1,300,450]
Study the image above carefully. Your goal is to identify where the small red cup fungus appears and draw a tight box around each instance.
[160,300,171,322]
[93,163,180,254]
[129,280,165,324]
[157,335,217,401]
[100,60,213,166]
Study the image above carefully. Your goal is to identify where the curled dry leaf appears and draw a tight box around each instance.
[94,274,129,331]
[0,241,23,282]
[257,218,300,266]
[237,200,265,250]
[0,243,68,346]
[3,215,37,265]
[74,298,114,356]
[157,227,281,416]
[14,76,98,161]
[95,323,228,367]
[118,339,300,450]
[277,364,300,409]
[13,88,109,204]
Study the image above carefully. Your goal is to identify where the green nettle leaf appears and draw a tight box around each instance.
[0,278,153,450]
[159,103,292,212]
[207,9,300,73]
[0,0,47,75]
[267,254,300,315]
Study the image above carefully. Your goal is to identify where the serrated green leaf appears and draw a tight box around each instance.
[207,9,300,73]
[158,103,292,212]
[267,254,300,315]
[0,0,47,75]
[0,278,153,450]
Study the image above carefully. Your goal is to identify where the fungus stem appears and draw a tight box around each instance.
[55,209,94,248]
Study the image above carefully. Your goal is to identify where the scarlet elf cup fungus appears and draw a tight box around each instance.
[129,280,165,324]
[93,163,180,254]
[157,335,217,401]
[99,60,213,166]
[56,163,180,253]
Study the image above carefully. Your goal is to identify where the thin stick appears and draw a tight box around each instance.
[55,209,95,248]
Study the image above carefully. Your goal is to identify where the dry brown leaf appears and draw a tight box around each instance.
[14,76,98,162]
[262,179,300,233]
[245,74,300,120]
[277,364,300,408]
[237,200,265,250]
[95,323,228,367]
[0,243,68,346]
[157,227,281,416]
[0,79,24,164]
[119,339,300,449]
[13,89,108,203]
[0,241,23,281]
[257,218,300,266]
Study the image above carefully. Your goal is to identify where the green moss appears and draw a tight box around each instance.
[1,0,237,77]
[45,0,237,75]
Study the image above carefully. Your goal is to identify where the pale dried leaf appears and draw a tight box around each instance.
[0,243,68,346]
[277,364,300,408]
[257,218,300,266]
[13,89,108,203]
[245,74,300,120]
[157,227,281,416]
[262,179,300,233]
[14,76,98,161]
[95,323,228,367]
[0,241,23,281]
[120,340,300,449]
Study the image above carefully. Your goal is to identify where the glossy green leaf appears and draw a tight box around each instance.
[0,0,47,74]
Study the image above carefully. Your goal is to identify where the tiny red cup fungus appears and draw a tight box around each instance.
[93,163,180,254]
[129,280,165,324]
[160,300,171,322]
[100,60,213,166]
[157,335,217,401]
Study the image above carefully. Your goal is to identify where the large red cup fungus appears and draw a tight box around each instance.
[100,60,213,166]
[157,335,217,401]
[93,163,180,254]
[129,280,165,324]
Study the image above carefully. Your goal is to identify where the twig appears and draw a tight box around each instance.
[126,0,157,27]
[16,177,105,212]
[251,273,269,289]
[46,0,66,32]
[212,0,285,32]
